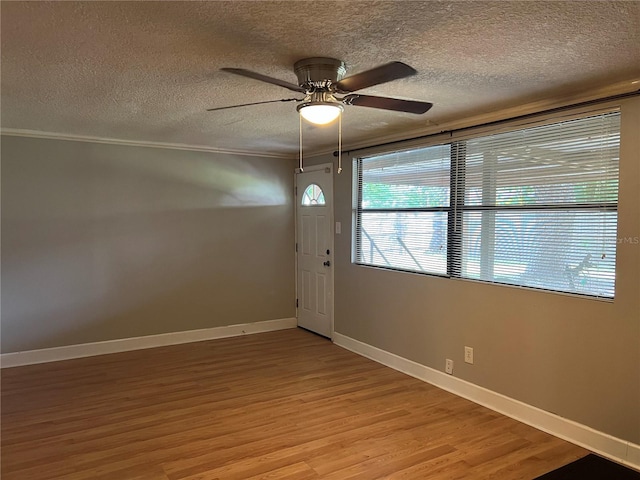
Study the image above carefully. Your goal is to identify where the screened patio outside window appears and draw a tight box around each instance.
[354,110,620,298]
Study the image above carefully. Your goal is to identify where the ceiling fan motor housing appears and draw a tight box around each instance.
[294,57,346,89]
[296,91,344,111]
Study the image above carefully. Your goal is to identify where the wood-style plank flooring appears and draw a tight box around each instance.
[1,328,587,479]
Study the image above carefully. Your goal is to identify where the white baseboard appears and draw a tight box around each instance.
[333,331,640,472]
[1,318,297,368]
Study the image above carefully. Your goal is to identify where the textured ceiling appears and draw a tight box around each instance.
[2,1,639,157]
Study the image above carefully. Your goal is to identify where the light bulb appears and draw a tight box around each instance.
[298,103,343,125]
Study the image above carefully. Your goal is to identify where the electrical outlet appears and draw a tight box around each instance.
[465,346,474,364]
[445,359,454,375]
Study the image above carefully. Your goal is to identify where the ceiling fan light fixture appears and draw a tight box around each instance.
[297,101,343,125]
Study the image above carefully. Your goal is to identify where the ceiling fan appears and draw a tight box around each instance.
[209,57,433,125]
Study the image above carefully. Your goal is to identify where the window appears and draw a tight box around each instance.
[355,144,451,275]
[301,183,326,206]
[354,110,620,298]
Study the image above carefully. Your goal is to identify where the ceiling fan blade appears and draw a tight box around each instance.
[221,68,306,93]
[334,62,417,93]
[207,98,301,112]
[343,94,433,114]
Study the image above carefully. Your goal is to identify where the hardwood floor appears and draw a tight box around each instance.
[1,328,587,479]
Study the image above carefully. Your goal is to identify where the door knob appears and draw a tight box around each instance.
[323,260,331,267]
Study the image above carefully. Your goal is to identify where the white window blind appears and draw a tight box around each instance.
[354,110,620,298]
[458,112,620,297]
[355,144,451,275]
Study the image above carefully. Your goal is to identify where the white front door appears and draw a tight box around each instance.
[296,164,333,338]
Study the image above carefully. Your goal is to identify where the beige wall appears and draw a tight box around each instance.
[1,136,296,353]
[2,99,638,445]
[313,97,640,443]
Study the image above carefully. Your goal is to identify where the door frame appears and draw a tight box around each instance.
[294,163,335,339]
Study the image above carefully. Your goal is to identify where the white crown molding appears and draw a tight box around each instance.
[0,128,293,159]
[0,318,297,368]
[333,331,640,472]
[3,80,638,162]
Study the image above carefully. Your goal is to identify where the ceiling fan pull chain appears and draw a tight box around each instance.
[338,114,343,174]
[299,114,304,172]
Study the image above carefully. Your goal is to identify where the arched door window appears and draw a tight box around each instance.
[301,183,326,206]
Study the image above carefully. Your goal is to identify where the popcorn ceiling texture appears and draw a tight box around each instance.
[1,1,639,156]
